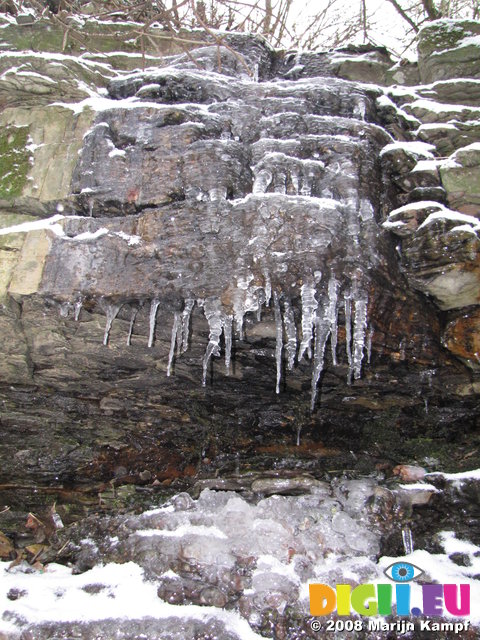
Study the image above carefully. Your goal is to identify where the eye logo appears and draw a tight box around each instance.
[384,561,424,582]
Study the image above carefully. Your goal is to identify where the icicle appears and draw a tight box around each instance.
[126,305,139,346]
[290,169,299,195]
[74,297,83,322]
[402,526,414,555]
[310,295,333,410]
[148,298,160,348]
[310,314,331,412]
[253,169,272,194]
[283,298,297,370]
[273,171,287,194]
[224,314,233,375]
[180,298,195,353]
[256,289,265,322]
[102,302,122,346]
[175,311,183,356]
[300,173,312,197]
[327,277,339,367]
[264,272,272,307]
[167,312,181,377]
[202,297,224,386]
[59,302,71,318]
[235,305,245,341]
[273,292,283,394]
[353,294,368,380]
[298,283,318,361]
[209,187,227,202]
[344,292,353,385]
[366,326,373,364]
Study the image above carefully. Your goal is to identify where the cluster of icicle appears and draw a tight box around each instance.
[68,277,370,411]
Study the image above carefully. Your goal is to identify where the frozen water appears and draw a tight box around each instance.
[167,312,181,377]
[202,297,224,387]
[252,168,272,194]
[298,283,318,361]
[126,304,140,346]
[402,526,414,555]
[181,298,195,353]
[353,292,368,380]
[273,292,283,394]
[283,298,297,371]
[310,277,339,410]
[74,297,83,322]
[344,292,353,385]
[224,314,233,375]
[101,300,122,346]
[148,299,160,348]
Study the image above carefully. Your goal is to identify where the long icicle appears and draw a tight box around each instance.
[328,277,339,366]
[202,297,223,387]
[283,297,297,371]
[126,305,139,346]
[353,293,368,380]
[298,282,318,361]
[148,298,160,348]
[102,302,122,346]
[181,298,195,353]
[310,305,331,412]
[344,292,353,385]
[310,278,340,410]
[167,312,181,377]
[224,314,233,375]
[273,291,283,394]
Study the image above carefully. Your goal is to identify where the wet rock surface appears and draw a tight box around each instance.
[0,15,480,639]
[1,25,479,500]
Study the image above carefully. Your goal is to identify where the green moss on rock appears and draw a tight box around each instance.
[0,126,32,199]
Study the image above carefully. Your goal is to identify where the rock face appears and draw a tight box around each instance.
[0,19,480,498]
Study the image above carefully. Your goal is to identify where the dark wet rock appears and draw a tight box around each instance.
[0,23,479,620]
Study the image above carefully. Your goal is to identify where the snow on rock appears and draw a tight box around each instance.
[379,140,436,159]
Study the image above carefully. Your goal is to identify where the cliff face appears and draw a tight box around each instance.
[0,18,480,496]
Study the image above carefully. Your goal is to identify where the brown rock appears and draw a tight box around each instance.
[443,309,480,368]
[393,464,426,482]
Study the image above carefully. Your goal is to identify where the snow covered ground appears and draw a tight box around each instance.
[1,470,479,638]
